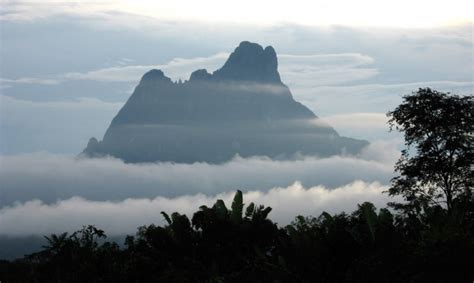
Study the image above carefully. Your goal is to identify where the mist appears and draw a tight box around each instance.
[0,181,394,236]
[0,140,398,208]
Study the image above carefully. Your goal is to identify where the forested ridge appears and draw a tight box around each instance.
[1,89,472,282]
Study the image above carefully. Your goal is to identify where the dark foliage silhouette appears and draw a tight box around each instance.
[387,88,473,213]
[1,191,472,282]
[1,192,473,282]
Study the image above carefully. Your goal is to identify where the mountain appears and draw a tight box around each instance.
[83,41,368,163]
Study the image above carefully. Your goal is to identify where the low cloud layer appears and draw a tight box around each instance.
[0,181,394,236]
[0,140,399,208]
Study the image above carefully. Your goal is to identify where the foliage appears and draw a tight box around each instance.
[1,192,473,282]
[387,88,473,213]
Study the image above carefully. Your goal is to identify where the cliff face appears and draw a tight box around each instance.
[83,41,368,163]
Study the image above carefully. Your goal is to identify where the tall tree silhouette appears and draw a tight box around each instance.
[387,88,473,213]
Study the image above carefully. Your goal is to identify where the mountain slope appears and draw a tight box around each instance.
[83,41,368,163]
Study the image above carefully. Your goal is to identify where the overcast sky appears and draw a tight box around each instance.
[2,0,472,27]
[0,1,472,238]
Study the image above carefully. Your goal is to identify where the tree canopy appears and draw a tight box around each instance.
[387,88,473,213]
[1,189,473,282]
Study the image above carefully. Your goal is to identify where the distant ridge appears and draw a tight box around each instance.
[83,41,368,163]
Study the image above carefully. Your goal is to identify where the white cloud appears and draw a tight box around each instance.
[61,53,229,83]
[295,80,474,118]
[279,53,378,87]
[280,53,375,66]
[311,112,396,142]
[1,95,122,112]
[359,139,401,164]
[17,52,377,88]
[0,180,394,236]
[0,77,61,85]
[0,140,399,208]
[0,1,114,22]
[1,0,472,28]
[320,113,388,129]
[0,138,400,237]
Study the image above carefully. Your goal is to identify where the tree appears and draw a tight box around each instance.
[387,88,473,213]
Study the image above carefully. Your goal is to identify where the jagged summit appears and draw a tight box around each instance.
[140,69,172,84]
[213,41,280,83]
[189,69,212,81]
[142,42,281,84]
[83,41,368,163]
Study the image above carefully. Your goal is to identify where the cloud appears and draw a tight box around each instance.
[0,77,61,85]
[0,140,399,208]
[6,49,470,116]
[11,52,377,89]
[61,53,229,83]
[0,181,395,236]
[358,139,401,164]
[279,53,378,87]
[319,112,388,129]
[1,95,122,112]
[296,80,474,118]
[310,112,400,147]
[2,0,472,28]
[2,9,471,82]
[0,1,115,22]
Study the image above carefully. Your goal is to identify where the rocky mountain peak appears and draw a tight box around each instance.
[212,41,281,83]
[82,41,368,163]
[140,69,172,84]
[189,69,212,81]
